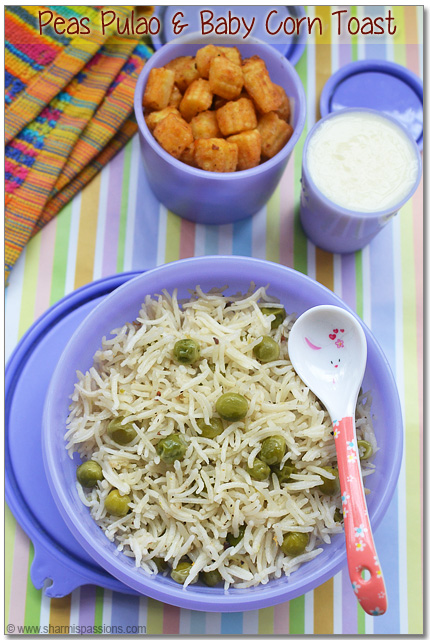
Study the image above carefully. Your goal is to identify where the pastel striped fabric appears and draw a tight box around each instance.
[5,6,423,635]
[5,5,152,282]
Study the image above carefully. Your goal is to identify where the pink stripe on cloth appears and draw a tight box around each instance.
[179,219,196,259]
[273,600,289,634]
[162,604,181,634]
[279,149,295,268]
[8,524,31,629]
[34,218,57,319]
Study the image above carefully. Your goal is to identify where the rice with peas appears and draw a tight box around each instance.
[66,284,377,589]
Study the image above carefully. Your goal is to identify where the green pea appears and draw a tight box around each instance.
[253,336,280,363]
[260,306,287,329]
[317,467,340,496]
[227,524,246,547]
[216,392,248,422]
[202,569,222,587]
[171,561,193,584]
[334,508,343,523]
[153,557,168,572]
[357,440,373,460]
[272,463,296,484]
[76,460,103,488]
[259,436,287,466]
[196,417,224,439]
[246,458,271,481]
[156,434,187,464]
[105,489,130,517]
[281,532,309,556]
[173,338,200,364]
[107,417,136,445]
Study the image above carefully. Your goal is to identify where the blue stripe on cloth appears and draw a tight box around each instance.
[232,217,253,256]
[5,42,44,70]
[110,592,140,633]
[132,155,160,270]
[368,223,400,632]
[189,610,206,635]
[204,226,219,255]
[221,612,243,634]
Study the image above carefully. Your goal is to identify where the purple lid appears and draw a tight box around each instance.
[151,6,307,66]
[320,59,423,150]
[5,272,144,597]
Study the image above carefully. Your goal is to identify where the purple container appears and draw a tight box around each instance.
[133,34,306,225]
[43,256,402,612]
[300,108,422,254]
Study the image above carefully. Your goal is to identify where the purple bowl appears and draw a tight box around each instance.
[134,34,306,225]
[43,256,402,611]
[300,108,422,254]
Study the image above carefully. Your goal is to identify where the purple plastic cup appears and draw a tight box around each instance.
[42,256,402,611]
[134,33,306,225]
[300,108,422,253]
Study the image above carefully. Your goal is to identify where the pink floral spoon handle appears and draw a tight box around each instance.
[334,416,387,616]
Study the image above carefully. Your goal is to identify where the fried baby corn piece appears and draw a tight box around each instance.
[218,46,242,67]
[196,45,242,78]
[145,106,181,132]
[153,113,193,159]
[209,55,244,101]
[216,97,257,137]
[274,84,291,122]
[227,129,261,170]
[191,110,221,139]
[179,78,213,122]
[242,56,283,114]
[142,68,175,111]
[194,138,238,172]
[180,141,197,167]
[257,112,293,159]
[165,56,199,93]
[168,84,183,108]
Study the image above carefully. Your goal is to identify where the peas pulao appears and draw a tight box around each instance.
[66,284,377,589]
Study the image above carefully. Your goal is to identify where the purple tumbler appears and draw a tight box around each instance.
[134,33,306,225]
[300,108,422,254]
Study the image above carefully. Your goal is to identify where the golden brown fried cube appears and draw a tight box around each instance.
[242,56,282,114]
[191,110,221,139]
[153,113,193,159]
[218,46,242,67]
[227,129,261,170]
[216,97,257,137]
[145,106,181,132]
[196,44,219,78]
[142,67,175,111]
[165,56,199,93]
[196,45,242,79]
[194,138,238,172]
[209,55,244,101]
[180,141,197,167]
[274,84,291,122]
[168,84,183,108]
[179,78,213,122]
[257,112,293,159]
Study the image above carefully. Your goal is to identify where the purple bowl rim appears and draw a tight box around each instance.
[302,107,422,220]
[42,256,403,611]
[319,59,423,150]
[133,35,307,180]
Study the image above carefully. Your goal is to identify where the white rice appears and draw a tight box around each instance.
[65,284,377,588]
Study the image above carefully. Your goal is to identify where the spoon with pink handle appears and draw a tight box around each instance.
[288,305,387,616]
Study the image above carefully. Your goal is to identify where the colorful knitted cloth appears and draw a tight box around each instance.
[5,6,152,282]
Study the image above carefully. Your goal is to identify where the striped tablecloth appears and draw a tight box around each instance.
[5,6,423,635]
